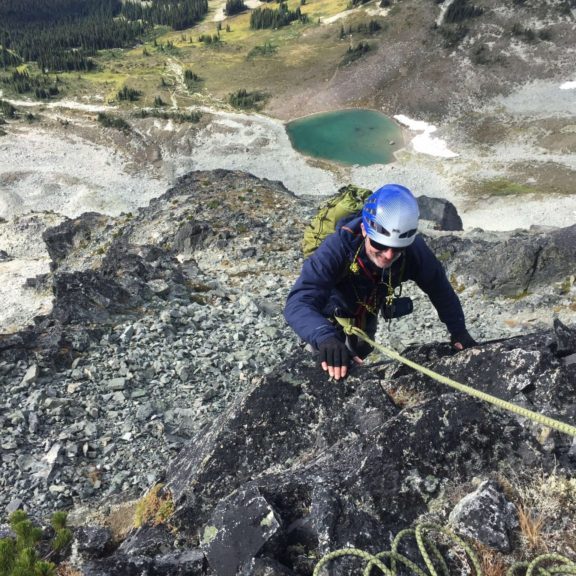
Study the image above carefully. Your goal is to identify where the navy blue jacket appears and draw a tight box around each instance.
[284,216,466,349]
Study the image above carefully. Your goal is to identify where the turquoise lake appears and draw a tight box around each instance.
[286,109,402,166]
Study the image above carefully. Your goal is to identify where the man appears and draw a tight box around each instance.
[284,184,476,380]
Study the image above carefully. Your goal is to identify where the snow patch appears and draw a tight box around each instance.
[394,114,459,158]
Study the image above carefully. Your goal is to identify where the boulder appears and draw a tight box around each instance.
[202,485,281,576]
[417,195,463,231]
[428,224,576,296]
[166,358,398,527]
[449,480,518,552]
[74,526,114,559]
[42,213,107,269]
[173,221,213,253]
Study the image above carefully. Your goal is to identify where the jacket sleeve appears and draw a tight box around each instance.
[408,237,467,337]
[284,233,348,349]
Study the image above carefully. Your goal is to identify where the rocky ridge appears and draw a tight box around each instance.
[0,170,576,574]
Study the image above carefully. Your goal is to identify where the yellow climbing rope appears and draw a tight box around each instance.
[315,322,576,575]
[313,524,478,576]
[335,317,576,438]
[312,523,576,576]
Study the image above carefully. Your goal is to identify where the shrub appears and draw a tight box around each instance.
[444,0,483,24]
[117,86,141,102]
[51,513,72,553]
[471,44,491,64]
[184,69,203,90]
[438,24,469,47]
[228,88,268,110]
[134,484,175,528]
[511,23,538,43]
[249,3,308,30]
[97,112,131,132]
[198,34,221,44]
[0,510,72,576]
[0,99,17,119]
[136,109,202,123]
[538,29,552,41]
[356,20,382,34]
[247,42,278,59]
[341,41,371,65]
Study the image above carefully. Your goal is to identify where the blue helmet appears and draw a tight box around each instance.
[362,184,419,248]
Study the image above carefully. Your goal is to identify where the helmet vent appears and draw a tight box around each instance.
[369,221,390,236]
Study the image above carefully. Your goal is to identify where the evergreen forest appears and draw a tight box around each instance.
[249,3,308,30]
[0,0,209,73]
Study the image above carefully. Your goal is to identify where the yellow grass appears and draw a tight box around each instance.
[475,544,509,576]
[517,504,546,552]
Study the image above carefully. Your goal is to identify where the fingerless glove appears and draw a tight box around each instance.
[318,337,351,368]
[450,330,477,349]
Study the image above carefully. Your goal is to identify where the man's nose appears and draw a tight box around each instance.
[379,248,395,258]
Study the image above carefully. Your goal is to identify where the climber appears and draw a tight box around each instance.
[284,184,476,380]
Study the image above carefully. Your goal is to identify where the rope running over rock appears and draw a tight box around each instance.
[334,317,576,438]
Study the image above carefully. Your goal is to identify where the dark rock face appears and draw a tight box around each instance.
[202,485,281,576]
[43,213,108,269]
[4,241,191,367]
[167,359,397,525]
[122,325,575,575]
[173,221,213,254]
[79,528,206,575]
[395,331,574,413]
[428,224,576,296]
[3,169,576,574]
[417,196,463,231]
[74,526,114,559]
[119,525,175,557]
[553,318,576,357]
[51,271,133,325]
[0,169,300,367]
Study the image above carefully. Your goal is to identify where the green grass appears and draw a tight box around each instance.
[478,178,535,197]
[2,0,381,109]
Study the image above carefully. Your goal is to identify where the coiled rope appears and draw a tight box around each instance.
[334,317,576,438]
[316,320,576,574]
[312,523,576,576]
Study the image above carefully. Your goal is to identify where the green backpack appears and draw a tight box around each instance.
[302,184,372,258]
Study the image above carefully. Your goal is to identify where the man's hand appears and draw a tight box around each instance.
[318,337,363,380]
[450,330,477,351]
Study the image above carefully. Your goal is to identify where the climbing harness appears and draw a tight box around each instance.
[335,317,576,438]
[313,522,576,576]
[348,245,409,328]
